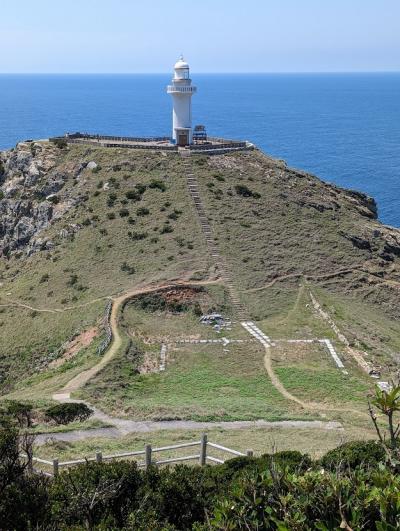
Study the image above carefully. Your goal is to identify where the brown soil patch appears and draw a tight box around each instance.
[49,327,98,368]
[138,352,159,374]
[158,286,205,305]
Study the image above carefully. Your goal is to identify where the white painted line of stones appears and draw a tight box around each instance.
[241,323,348,374]
[174,339,255,345]
[241,321,272,346]
[160,324,347,375]
[159,344,167,372]
[320,339,347,373]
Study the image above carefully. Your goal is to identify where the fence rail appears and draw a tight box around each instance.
[65,133,171,142]
[21,434,253,477]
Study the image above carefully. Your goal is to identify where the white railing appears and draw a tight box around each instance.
[21,434,253,476]
[167,85,197,94]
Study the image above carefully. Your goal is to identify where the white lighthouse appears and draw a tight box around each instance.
[167,56,197,146]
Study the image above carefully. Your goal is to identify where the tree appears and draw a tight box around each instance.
[368,381,400,465]
[4,400,33,428]
[45,402,93,425]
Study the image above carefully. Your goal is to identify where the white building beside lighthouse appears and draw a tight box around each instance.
[167,56,197,146]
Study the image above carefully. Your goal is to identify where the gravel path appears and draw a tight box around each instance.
[35,419,343,445]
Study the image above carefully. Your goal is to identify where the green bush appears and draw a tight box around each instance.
[121,262,135,275]
[160,224,173,234]
[135,183,147,194]
[0,427,50,529]
[128,231,148,241]
[119,208,130,217]
[320,440,386,470]
[107,192,117,207]
[149,179,167,192]
[136,207,150,216]
[50,138,67,149]
[234,184,261,199]
[51,461,142,529]
[47,194,60,204]
[3,400,33,428]
[45,402,93,425]
[126,189,142,201]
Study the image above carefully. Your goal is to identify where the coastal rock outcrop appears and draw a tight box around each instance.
[0,141,71,256]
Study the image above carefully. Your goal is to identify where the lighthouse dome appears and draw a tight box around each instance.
[174,56,189,70]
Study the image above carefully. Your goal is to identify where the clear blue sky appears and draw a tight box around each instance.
[1,0,399,73]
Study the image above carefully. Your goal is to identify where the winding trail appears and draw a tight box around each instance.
[53,279,222,399]
[241,267,400,293]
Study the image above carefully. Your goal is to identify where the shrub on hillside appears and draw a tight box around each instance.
[320,440,386,470]
[119,208,130,217]
[45,403,93,425]
[136,207,150,216]
[107,193,117,207]
[3,400,33,428]
[128,231,148,241]
[50,138,67,149]
[120,262,135,275]
[234,184,261,199]
[126,190,142,201]
[0,426,50,529]
[50,461,142,529]
[149,179,167,192]
[160,224,173,234]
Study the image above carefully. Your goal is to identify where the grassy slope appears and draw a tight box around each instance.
[1,144,399,438]
[191,151,400,365]
[0,144,209,393]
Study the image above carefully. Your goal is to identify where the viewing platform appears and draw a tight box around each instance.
[56,133,255,155]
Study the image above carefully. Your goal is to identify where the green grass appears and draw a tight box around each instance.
[276,366,370,405]
[0,144,210,392]
[34,423,378,465]
[1,143,399,448]
[81,341,314,422]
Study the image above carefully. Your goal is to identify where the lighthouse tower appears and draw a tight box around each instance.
[167,56,197,146]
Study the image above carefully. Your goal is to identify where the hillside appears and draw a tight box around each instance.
[0,140,399,443]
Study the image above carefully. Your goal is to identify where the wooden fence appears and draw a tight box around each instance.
[21,434,253,477]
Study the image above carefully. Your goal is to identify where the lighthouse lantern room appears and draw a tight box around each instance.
[167,56,197,146]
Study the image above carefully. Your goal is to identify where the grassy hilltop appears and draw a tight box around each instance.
[0,140,399,447]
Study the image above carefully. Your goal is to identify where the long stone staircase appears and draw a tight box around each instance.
[181,152,248,321]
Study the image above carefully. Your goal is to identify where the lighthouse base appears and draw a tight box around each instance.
[174,127,192,147]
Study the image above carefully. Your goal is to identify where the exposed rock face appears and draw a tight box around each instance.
[0,142,74,256]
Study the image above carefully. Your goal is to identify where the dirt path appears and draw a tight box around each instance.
[241,267,400,293]
[35,418,343,445]
[241,268,362,293]
[0,295,113,314]
[53,279,222,398]
[262,345,369,418]
[262,349,308,408]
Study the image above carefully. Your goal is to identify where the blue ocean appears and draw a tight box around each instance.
[0,73,399,227]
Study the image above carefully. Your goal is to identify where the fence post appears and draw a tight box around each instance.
[199,433,207,466]
[96,452,103,463]
[145,444,152,469]
[53,459,59,477]
[246,449,254,457]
